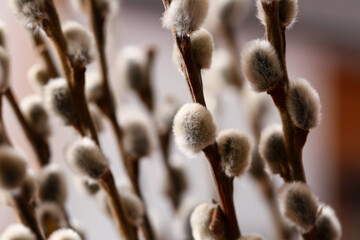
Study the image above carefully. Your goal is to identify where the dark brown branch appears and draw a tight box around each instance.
[4,88,50,166]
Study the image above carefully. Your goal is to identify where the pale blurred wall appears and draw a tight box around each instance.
[0,0,358,239]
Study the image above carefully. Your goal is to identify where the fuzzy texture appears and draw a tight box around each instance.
[123,120,152,159]
[36,202,67,235]
[217,0,251,25]
[0,21,7,48]
[315,205,342,240]
[62,21,95,66]
[279,0,298,28]
[0,47,9,93]
[66,137,109,180]
[173,103,216,155]
[162,0,209,34]
[242,39,282,92]
[88,103,104,133]
[38,164,68,205]
[48,229,81,240]
[8,0,46,30]
[0,146,27,189]
[279,182,319,233]
[216,129,251,177]
[208,49,239,87]
[155,96,180,134]
[27,63,48,91]
[259,124,286,174]
[190,203,219,240]
[120,188,145,226]
[20,94,51,139]
[173,28,214,70]
[21,169,38,203]
[237,234,265,240]
[74,177,99,196]
[44,78,75,125]
[117,46,147,92]
[0,224,36,240]
[287,78,321,130]
[256,0,276,26]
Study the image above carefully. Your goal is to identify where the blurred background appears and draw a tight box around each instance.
[0,0,359,239]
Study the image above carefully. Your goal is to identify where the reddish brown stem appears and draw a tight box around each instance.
[99,169,139,240]
[4,88,50,166]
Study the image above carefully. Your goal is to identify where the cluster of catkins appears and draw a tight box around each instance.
[0,0,342,240]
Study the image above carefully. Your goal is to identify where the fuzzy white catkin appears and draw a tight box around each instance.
[0,146,27,189]
[173,28,214,70]
[62,21,95,66]
[190,203,220,240]
[259,124,286,175]
[0,21,7,48]
[21,169,38,203]
[117,46,147,91]
[162,0,209,34]
[237,233,265,240]
[123,120,152,159]
[279,0,298,28]
[216,129,251,177]
[44,78,75,125]
[120,188,145,226]
[315,205,342,240]
[20,94,51,138]
[0,47,9,93]
[38,164,68,205]
[48,229,81,240]
[66,137,109,180]
[27,63,48,91]
[208,49,239,87]
[8,0,46,30]
[217,0,251,25]
[36,202,67,233]
[287,78,321,130]
[0,224,36,240]
[279,182,319,233]
[74,177,99,196]
[173,103,216,155]
[242,39,282,92]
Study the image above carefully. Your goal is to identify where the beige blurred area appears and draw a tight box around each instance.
[0,0,359,239]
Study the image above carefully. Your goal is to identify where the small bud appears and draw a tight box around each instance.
[27,63,49,91]
[48,229,81,240]
[173,103,216,155]
[217,0,251,26]
[242,39,282,92]
[120,188,145,226]
[123,120,152,159]
[88,103,104,133]
[155,96,180,134]
[279,0,298,28]
[259,124,287,175]
[74,177,100,196]
[36,202,67,236]
[0,146,27,189]
[0,224,36,240]
[162,0,209,34]
[20,94,51,139]
[85,72,103,102]
[8,0,46,30]
[173,28,214,70]
[315,205,342,240]
[65,137,109,180]
[287,78,321,130]
[237,233,265,240]
[216,129,251,177]
[279,182,319,233]
[256,0,275,26]
[21,169,38,203]
[0,47,10,93]
[44,78,75,125]
[117,46,147,92]
[38,164,68,205]
[62,21,95,66]
[190,203,220,240]
[0,21,7,48]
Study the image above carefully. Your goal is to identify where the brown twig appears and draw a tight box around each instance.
[99,169,139,240]
[12,192,45,240]
[4,88,50,166]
